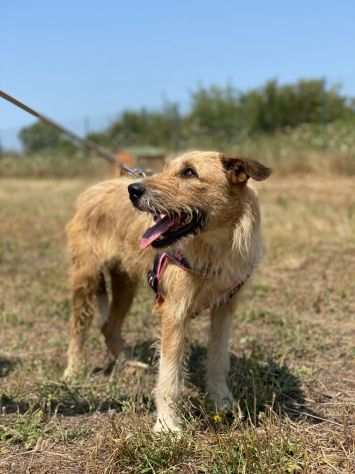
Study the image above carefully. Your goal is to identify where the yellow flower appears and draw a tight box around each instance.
[212,414,223,423]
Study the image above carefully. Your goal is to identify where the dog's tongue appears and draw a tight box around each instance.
[140,214,174,249]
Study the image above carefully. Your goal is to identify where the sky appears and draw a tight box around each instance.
[1,0,354,148]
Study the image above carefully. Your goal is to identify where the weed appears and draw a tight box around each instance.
[0,410,45,449]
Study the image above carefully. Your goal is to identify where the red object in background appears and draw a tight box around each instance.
[116,150,135,168]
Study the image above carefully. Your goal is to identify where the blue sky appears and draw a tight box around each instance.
[1,1,354,148]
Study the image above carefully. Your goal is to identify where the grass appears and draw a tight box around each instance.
[0,175,354,473]
[0,152,110,179]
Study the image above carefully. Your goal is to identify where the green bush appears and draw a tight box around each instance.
[19,122,76,155]
[243,79,353,133]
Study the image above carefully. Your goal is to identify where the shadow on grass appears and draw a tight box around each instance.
[0,340,320,424]
[125,339,321,425]
[0,356,17,378]
[0,340,157,417]
[0,381,130,416]
[129,338,159,366]
[0,339,157,417]
[188,343,320,424]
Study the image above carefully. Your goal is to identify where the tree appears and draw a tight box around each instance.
[241,79,352,133]
[107,102,182,149]
[19,121,75,154]
[187,85,244,145]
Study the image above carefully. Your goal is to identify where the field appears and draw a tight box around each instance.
[0,174,354,473]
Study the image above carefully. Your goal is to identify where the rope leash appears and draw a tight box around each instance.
[0,89,145,177]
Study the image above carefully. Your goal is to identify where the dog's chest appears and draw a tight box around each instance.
[188,253,253,313]
[153,243,258,315]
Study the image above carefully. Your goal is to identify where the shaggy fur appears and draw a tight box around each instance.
[64,150,271,432]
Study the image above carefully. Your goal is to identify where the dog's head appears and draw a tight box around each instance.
[128,151,271,250]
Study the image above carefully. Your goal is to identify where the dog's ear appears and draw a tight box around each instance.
[221,156,272,184]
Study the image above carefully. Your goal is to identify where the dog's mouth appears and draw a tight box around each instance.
[140,210,205,249]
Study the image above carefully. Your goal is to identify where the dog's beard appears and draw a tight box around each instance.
[139,210,205,249]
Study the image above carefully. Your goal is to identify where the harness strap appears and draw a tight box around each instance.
[147,252,250,313]
[147,252,190,293]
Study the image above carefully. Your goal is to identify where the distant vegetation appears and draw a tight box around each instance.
[18,121,77,155]
[1,78,355,176]
[14,79,355,153]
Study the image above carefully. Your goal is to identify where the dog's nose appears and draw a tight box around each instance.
[128,182,146,203]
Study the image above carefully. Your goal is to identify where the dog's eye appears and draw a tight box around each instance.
[180,167,198,179]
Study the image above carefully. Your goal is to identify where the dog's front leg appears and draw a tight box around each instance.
[207,302,235,410]
[154,303,188,433]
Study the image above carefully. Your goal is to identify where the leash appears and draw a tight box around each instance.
[147,251,250,313]
[0,89,145,177]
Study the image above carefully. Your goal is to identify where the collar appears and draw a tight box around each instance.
[147,251,250,312]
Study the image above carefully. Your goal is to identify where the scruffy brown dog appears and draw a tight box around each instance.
[64,150,271,432]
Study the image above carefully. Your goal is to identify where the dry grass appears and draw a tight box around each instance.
[0,175,354,473]
[233,121,355,176]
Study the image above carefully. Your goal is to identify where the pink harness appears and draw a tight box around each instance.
[147,252,250,313]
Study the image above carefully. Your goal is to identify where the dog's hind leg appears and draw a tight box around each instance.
[206,302,235,410]
[99,269,137,375]
[64,272,98,380]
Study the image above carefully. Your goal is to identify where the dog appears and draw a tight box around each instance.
[63,150,271,432]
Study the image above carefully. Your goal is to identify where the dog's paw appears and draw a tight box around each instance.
[62,365,83,382]
[62,367,76,382]
[92,359,116,376]
[207,384,234,411]
[153,416,182,434]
